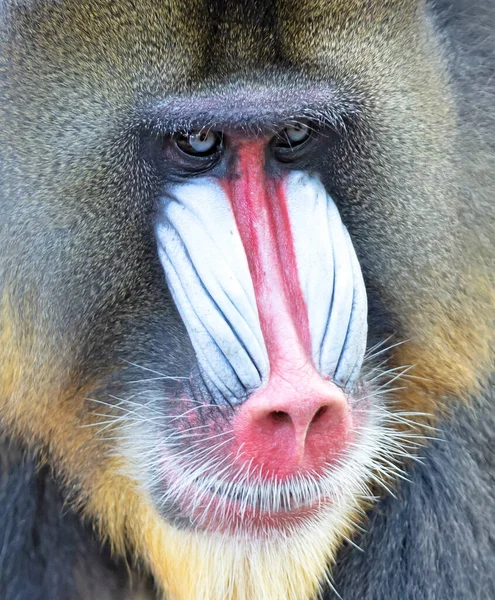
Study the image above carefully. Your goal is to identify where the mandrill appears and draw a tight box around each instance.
[0,1,494,599]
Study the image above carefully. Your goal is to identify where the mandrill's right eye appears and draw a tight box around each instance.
[175,130,224,157]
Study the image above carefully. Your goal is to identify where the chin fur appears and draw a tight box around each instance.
[136,498,359,600]
[84,352,427,600]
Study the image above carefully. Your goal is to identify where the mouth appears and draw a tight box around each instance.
[153,408,368,538]
[148,384,374,536]
[161,467,336,535]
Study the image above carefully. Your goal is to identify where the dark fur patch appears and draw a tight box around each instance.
[0,440,155,600]
[327,391,495,599]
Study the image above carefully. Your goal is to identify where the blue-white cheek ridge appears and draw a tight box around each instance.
[155,179,270,400]
[285,171,368,389]
[155,174,368,401]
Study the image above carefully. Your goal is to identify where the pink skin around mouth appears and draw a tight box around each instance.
[178,483,331,536]
[160,453,336,536]
[158,397,367,536]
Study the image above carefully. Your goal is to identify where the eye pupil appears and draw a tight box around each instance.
[176,130,223,157]
[285,124,310,144]
[273,123,312,155]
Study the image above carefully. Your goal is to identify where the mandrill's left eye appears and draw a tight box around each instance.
[175,130,224,157]
[285,124,311,144]
[273,123,312,155]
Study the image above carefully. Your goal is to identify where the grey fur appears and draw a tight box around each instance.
[0,0,493,598]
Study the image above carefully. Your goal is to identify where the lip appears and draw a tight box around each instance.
[161,467,333,535]
[155,396,370,535]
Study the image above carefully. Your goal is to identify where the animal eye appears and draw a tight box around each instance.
[284,124,310,144]
[176,130,223,156]
[273,123,312,154]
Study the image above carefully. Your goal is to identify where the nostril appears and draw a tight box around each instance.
[268,410,292,425]
[311,406,329,424]
[266,405,329,429]
[232,377,351,477]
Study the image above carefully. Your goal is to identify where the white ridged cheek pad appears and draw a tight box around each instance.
[285,171,368,388]
[155,179,270,400]
[155,174,367,401]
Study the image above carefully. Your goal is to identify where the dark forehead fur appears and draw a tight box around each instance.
[0,0,426,126]
[0,0,423,142]
[1,0,419,75]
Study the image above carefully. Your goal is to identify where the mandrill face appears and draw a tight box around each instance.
[1,1,491,599]
[153,135,369,535]
[125,113,386,598]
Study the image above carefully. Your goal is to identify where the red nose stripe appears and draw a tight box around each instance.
[223,141,311,366]
[222,142,351,480]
